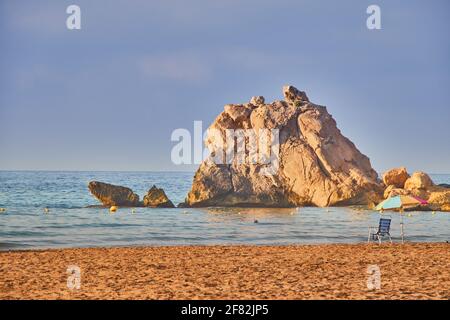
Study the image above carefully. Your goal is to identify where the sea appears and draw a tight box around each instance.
[0,171,449,250]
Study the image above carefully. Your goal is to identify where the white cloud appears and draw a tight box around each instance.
[139,52,212,83]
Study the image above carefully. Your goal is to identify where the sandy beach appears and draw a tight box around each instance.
[0,243,448,300]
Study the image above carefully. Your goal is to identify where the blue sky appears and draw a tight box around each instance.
[0,0,449,173]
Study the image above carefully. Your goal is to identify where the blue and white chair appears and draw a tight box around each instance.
[368,217,393,244]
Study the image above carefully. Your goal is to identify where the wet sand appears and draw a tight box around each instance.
[0,243,449,300]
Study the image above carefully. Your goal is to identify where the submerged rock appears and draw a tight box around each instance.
[88,181,140,207]
[183,85,382,207]
[143,185,175,208]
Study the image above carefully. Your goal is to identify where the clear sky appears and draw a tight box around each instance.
[1,0,449,173]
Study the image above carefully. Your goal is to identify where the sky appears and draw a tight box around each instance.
[0,0,449,173]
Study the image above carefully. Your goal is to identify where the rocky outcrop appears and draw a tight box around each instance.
[381,168,450,211]
[250,96,265,106]
[384,185,410,198]
[283,85,309,104]
[382,167,409,188]
[88,181,174,208]
[404,172,434,191]
[143,185,175,208]
[183,85,382,208]
[427,189,450,210]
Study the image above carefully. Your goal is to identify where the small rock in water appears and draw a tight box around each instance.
[89,181,140,207]
[143,185,175,208]
[254,219,259,224]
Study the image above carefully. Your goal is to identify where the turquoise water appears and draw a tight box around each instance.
[0,171,449,250]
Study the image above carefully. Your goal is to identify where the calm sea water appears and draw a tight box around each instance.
[0,171,449,250]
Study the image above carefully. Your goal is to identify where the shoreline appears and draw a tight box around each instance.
[1,240,449,252]
[1,243,449,300]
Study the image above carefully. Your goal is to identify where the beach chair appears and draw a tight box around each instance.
[368,217,392,244]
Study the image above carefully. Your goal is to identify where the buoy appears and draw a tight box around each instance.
[110,206,118,213]
[432,211,436,215]
[44,208,50,214]
[407,213,412,217]
[131,209,136,214]
[0,208,6,212]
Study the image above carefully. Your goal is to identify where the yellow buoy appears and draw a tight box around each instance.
[0,208,6,212]
[432,211,436,215]
[110,206,118,213]
[131,209,136,214]
[44,208,50,213]
[407,213,412,217]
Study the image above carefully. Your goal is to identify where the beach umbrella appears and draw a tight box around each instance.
[375,195,428,244]
[375,195,426,211]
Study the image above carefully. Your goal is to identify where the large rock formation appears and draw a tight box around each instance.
[143,185,175,208]
[88,181,141,207]
[183,85,382,207]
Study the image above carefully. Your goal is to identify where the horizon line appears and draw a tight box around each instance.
[1,169,449,176]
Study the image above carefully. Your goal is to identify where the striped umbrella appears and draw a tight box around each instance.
[375,195,428,211]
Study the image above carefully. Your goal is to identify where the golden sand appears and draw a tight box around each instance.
[0,243,449,300]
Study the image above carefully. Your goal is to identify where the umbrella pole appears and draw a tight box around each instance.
[400,209,405,244]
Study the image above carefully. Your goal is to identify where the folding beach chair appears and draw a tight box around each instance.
[368,217,392,244]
